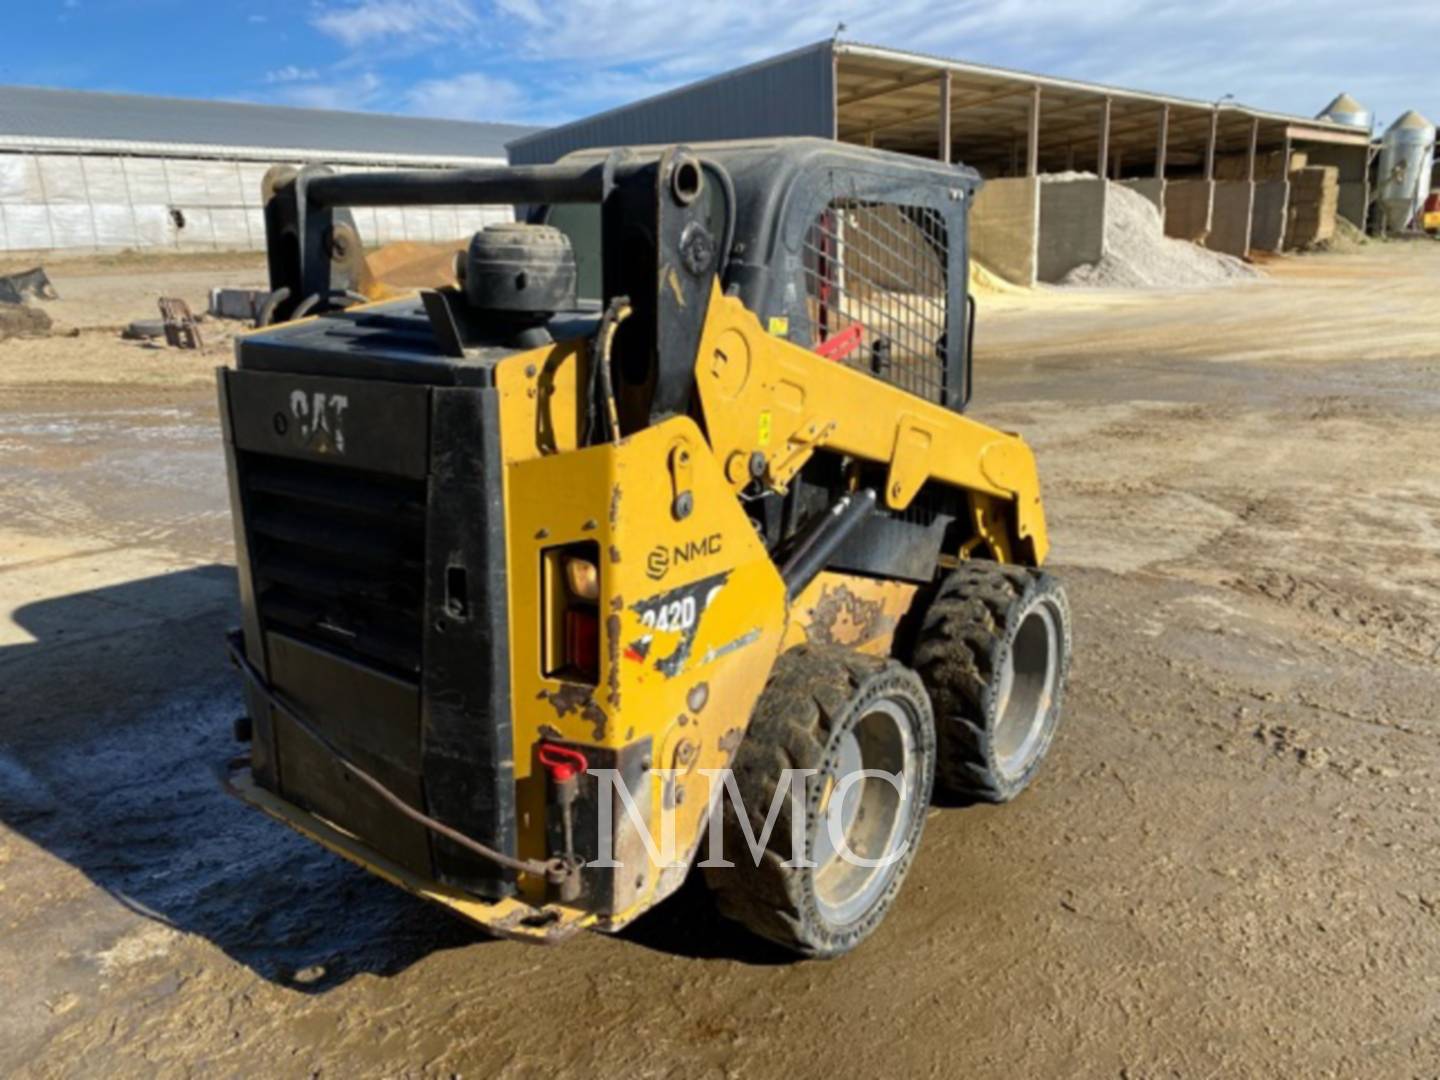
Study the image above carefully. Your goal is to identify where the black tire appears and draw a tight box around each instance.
[913,560,1071,803]
[703,644,935,959]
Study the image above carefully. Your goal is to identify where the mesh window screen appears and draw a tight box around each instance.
[798,202,950,403]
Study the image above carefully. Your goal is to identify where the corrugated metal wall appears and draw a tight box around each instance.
[508,43,835,165]
[0,152,514,253]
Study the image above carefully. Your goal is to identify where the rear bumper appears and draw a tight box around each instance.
[222,759,591,945]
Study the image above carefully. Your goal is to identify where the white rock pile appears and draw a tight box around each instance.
[1058,179,1262,289]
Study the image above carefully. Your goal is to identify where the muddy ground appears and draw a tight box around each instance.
[2,243,1439,1077]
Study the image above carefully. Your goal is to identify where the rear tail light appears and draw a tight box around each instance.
[564,607,599,679]
[544,541,601,684]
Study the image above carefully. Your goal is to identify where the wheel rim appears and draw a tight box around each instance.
[810,697,922,927]
[991,599,1062,780]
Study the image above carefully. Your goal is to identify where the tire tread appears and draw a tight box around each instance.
[704,644,933,958]
[914,559,1071,803]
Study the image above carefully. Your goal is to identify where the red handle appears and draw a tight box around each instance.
[538,743,589,783]
[813,322,865,362]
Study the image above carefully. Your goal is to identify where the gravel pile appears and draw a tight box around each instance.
[1059,180,1262,289]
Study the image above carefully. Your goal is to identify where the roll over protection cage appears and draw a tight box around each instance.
[260,138,981,416]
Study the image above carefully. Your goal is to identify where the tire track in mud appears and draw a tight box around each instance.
[1007,392,1440,668]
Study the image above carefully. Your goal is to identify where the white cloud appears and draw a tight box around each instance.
[311,0,478,49]
[484,0,1440,124]
[263,65,320,84]
[493,0,544,27]
[275,71,384,111]
[405,71,527,121]
[300,0,1440,132]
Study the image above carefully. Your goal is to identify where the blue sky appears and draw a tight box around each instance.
[5,1,1437,131]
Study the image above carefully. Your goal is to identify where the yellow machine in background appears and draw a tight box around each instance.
[223,139,1072,957]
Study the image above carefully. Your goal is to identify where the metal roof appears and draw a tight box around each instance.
[835,42,1367,132]
[0,84,538,165]
[832,41,1370,168]
[510,39,1370,174]
[508,43,832,166]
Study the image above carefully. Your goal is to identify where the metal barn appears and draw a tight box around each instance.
[0,86,537,254]
[509,40,1371,283]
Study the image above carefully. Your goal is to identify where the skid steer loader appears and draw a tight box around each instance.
[220,138,1072,958]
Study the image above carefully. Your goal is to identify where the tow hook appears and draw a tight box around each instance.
[538,743,589,902]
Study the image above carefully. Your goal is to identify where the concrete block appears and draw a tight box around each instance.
[1038,177,1106,284]
[1207,181,1254,257]
[1164,180,1213,241]
[1251,180,1289,253]
[1120,178,1166,216]
[209,287,268,321]
[1303,144,1367,184]
[970,177,1038,287]
[1337,182,1366,228]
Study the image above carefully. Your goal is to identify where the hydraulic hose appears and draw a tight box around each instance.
[590,295,632,445]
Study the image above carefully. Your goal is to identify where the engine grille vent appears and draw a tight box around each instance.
[240,451,426,679]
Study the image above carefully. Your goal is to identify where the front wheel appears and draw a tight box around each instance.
[703,645,936,959]
[912,560,1072,803]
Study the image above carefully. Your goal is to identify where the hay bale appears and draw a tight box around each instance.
[1285,167,1341,248]
[1214,150,1290,182]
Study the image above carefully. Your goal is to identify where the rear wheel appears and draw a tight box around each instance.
[703,645,935,958]
[913,560,1071,802]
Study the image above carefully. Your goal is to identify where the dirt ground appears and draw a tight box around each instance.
[2,242,1439,1078]
[0,251,263,391]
